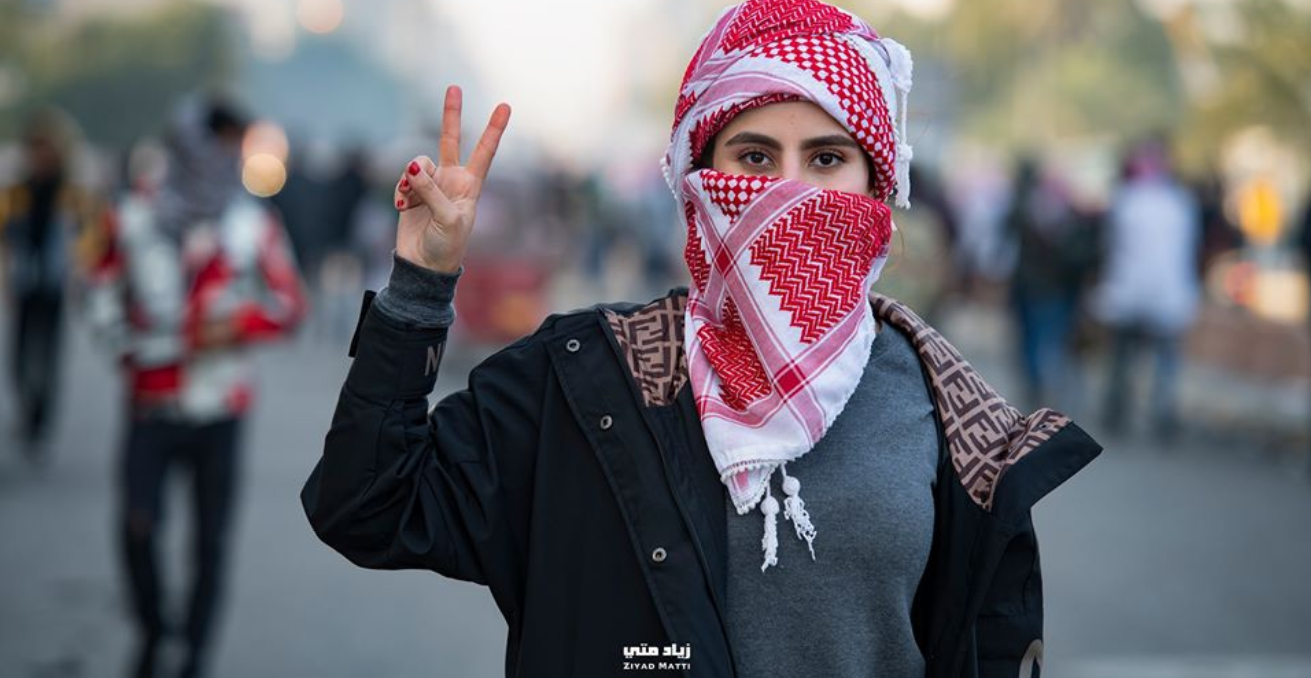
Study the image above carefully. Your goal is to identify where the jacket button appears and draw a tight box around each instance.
[651,547,667,563]
[599,414,613,430]
[565,338,581,353]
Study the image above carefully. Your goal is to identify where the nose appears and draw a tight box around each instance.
[778,157,804,182]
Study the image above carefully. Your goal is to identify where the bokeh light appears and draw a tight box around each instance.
[242,121,289,163]
[242,152,287,197]
[296,0,345,35]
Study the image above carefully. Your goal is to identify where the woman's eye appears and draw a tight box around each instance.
[740,151,771,167]
[812,152,844,168]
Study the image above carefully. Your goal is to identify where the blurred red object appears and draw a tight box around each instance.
[452,256,551,344]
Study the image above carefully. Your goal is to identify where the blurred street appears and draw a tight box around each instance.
[5,0,1311,676]
[2,283,1309,678]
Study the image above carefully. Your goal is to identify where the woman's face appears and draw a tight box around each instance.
[709,101,871,196]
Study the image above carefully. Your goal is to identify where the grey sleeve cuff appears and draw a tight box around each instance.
[371,251,463,330]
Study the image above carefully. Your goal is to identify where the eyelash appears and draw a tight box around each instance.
[737,149,847,169]
[812,151,845,168]
[738,150,771,167]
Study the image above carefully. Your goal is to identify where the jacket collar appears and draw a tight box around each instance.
[600,288,1101,518]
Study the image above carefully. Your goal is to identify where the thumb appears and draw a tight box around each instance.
[405,157,459,226]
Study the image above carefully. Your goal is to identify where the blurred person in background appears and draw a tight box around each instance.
[890,163,959,323]
[579,169,622,286]
[946,153,1015,301]
[269,140,325,284]
[301,1,1101,675]
[1091,138,1202,440]
[0,107,97,460]
[1300,191,1311,464]
[313,144,370,340]
[86,96,307,678]
[348,162,402,294]
[630,164,682,293]
[1193,170,1243,276]
[1300,192,1311,323]
[909,165,960,316]
[1004,157,1097,411]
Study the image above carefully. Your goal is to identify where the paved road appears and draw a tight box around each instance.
[2,302,1309,677]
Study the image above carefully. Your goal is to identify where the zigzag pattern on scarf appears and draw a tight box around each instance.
[698,299,773,411]
[684,201,711,294]
[750,190,887,343]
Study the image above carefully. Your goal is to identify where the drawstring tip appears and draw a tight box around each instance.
[758,464,821,570]
[760,488,780,572]
[780,464,818,562]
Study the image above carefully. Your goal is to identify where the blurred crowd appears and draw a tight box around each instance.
[995,142,1230,438]
[6,102,1311,447]
[2,96,1310,675]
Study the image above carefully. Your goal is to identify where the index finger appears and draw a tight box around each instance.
[466,103,512,183]
[439,85,462,167]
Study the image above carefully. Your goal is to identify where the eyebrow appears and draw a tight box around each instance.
[801,134,862,151]
[722,131,862,151]
[723,132,781,150]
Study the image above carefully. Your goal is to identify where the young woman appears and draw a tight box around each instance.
[302,1,1102,676]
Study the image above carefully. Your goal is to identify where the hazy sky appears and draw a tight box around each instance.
[424,0,955,157]
[48,0,952,158]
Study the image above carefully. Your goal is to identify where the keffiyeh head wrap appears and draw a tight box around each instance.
[664,0,914,571]
[663,0,914,208]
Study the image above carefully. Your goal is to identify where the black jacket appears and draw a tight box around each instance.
[301,288,1102,677]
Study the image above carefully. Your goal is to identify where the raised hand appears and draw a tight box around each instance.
[394,85,511,274]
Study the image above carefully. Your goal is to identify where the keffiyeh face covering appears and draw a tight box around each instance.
[663,0,915,571]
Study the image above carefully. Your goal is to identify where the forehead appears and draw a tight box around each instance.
[718,101,850,140]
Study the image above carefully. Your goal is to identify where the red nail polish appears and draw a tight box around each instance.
[396,198,404,208]
[400,177,410,190]
[407,161,420,176]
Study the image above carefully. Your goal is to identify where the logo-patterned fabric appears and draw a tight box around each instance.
[603,291,1074,512]
[605,294,688,408]
[868,297,1071,510]
[751,187,889,344]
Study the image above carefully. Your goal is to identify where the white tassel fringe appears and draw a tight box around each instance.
[780,464,818,561]
[760,484,780,572]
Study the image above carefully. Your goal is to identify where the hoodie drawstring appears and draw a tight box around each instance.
[760,462,818,571]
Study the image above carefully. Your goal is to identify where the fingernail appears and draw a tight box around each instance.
[400,177,410,190]
[407,161,420,176]
[396,198,404,208]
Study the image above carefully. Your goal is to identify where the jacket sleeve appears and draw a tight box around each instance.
[300,296,545,591]
[971,513,1046,678]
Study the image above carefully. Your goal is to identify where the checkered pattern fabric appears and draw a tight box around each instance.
[666,0,914,571]
[664,0,914,208]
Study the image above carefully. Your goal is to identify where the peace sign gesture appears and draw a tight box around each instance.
[394,85,512,274]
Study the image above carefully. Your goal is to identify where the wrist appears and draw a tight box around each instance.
[396,248,462,275]
[373,251,462,330]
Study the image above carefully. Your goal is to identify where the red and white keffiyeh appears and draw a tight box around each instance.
[663,0,914,571]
